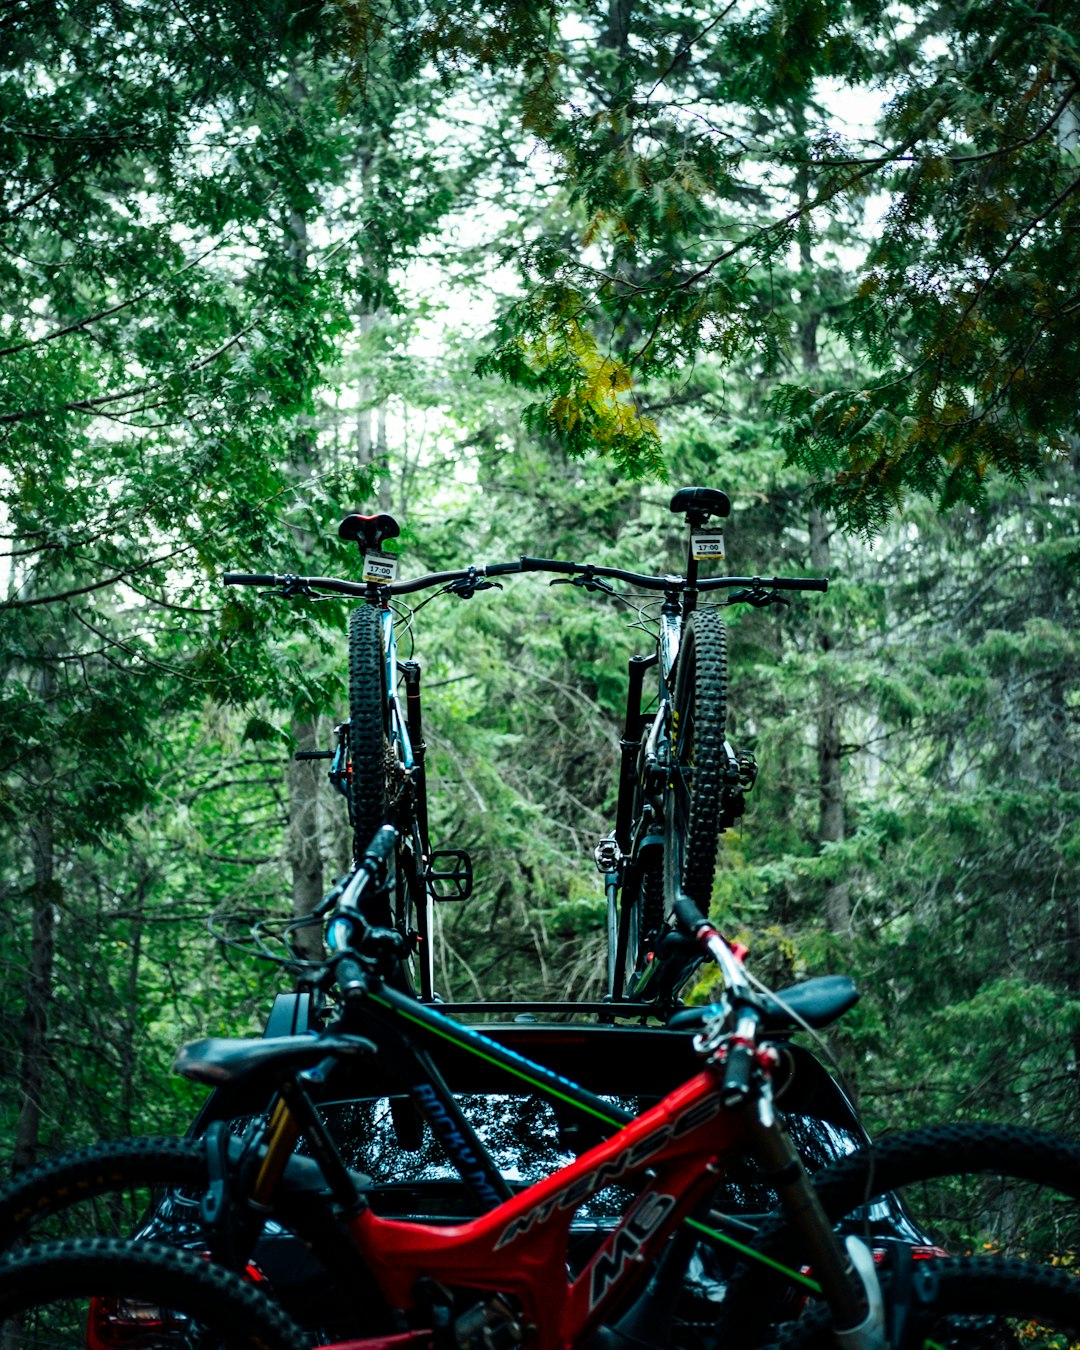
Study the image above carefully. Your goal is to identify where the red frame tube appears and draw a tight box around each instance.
[331,1069,747,1350]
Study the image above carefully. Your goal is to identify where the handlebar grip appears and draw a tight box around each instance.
[360,825,397,872]
[721,1040,756,1108]
[759,576,828,592]
[335,954,367,995]
[672,893,709,936]
[223,573,278,586]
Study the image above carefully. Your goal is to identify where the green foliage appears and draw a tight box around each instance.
[3,0,1080,1197]
[329,0,1080,524]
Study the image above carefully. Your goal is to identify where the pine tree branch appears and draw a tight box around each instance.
[643,3,741,103]
[68,607,204,681]
[0,544,190,609]
[0,324,254,425]
[803,81,1080,170]
[0,160,87,224]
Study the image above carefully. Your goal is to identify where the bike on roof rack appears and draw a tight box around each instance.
[223,487,826,1010]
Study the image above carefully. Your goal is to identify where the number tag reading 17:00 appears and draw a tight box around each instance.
[363,551,398,584]
[691,529,725,562]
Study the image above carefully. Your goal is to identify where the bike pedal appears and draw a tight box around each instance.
[594,833,619,873]
[427,849,473,901]
[736,749,758,789]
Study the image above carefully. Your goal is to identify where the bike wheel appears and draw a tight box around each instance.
[0,1136,386,1337]
[664,606,729,914]
[710,1122,1080,1350]
[802,1122,1080,1260]
[348,604,390,862]
[0,1236,309,1349]
[773,1255,1080,1350]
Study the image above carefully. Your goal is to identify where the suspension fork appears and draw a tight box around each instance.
[694,927,882,1350]
[741,1078,882,1350]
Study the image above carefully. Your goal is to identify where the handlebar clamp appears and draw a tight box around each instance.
[275,575,320,599]
[447,569,503,600]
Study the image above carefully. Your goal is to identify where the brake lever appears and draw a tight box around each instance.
[727,586,789,609]
[259,574,322,600]
[446,570,503,600]
[550,574,616,595]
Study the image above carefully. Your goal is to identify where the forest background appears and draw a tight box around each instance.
[1,0,1079,1174]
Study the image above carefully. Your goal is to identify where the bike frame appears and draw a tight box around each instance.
[604,592,686,1005]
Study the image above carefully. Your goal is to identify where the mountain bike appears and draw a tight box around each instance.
[224,487,826,1009]
[4,829,1080,1350]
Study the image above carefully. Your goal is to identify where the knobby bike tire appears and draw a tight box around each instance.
[665,606,729,912]
[714,1122,1080,1350]
[0,1135,388,1335]
[0,1236,310,1350]
[347,605,425,989]
[773,1256,1080,1350]
[348,604,390,863]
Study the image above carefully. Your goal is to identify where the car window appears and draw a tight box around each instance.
[312,1094,861,1220]
[317,1094,636,1219]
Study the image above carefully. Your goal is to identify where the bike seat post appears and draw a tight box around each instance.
[683,527,700,608]
[669,486,732,613]
[682,507,717,609]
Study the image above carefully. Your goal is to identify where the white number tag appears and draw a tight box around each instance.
[362,550,398,584]
[692,529,725,561]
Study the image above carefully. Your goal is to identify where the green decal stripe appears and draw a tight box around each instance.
[369,994,623,1127]
[684,1217,822,1292]
[373,995,820,1292]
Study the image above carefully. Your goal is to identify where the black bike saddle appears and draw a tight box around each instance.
[669,486,731,520]
[174,1033,376,1088]
[665,975,858,1035]
[338,512,401,551]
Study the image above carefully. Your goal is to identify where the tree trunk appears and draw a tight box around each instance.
[793,101,849,934]
[809,507,850,933]
[117,875,148,1136]
[13,812,57,1172]
[288,717,327,961]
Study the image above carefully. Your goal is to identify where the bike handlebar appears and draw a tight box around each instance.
[223,560,828,600]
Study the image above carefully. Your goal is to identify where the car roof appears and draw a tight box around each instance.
[197,992,865,1143]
